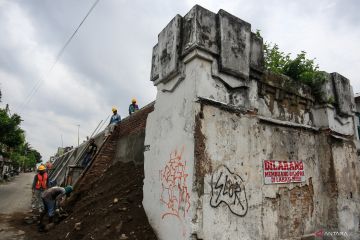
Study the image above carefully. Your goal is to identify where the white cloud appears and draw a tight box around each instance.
[0,1,111,159]
[1,0,359,161]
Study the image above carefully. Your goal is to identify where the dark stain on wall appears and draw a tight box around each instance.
[194,110,212,197]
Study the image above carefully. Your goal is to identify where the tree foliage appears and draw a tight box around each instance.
[0,93,42,169]
[0,110,24,148]
[257,31,327,98]
[10,145,40,168]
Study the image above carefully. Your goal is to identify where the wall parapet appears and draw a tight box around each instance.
[150,5,264,85]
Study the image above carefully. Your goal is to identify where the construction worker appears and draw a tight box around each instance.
[31,165,49,213]
[129,98,139,115]
[104,107,121,137]
[38,185,73,232]
[45,161,53,171]
[81,138,98,167]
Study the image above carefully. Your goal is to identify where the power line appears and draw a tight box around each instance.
[20,0,100,112]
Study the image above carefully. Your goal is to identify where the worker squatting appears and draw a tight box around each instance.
[32,164,73,232]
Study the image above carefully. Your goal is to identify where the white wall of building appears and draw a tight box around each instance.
[143,5,360,239]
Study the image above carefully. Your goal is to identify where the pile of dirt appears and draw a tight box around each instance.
[11,161,158,240]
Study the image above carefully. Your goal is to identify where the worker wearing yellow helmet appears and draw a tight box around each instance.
[129,98,139,115]
[32,164,49,214]
[38,165,46,171]
[105,106,121,137]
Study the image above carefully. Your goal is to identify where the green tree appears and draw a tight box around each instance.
[0,90,42,169]
[264,43,291,74]
[9,142,41,169]
[0,109,25,149]
[256,30,326,98]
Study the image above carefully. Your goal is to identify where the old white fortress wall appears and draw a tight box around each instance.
[143,5,360,240]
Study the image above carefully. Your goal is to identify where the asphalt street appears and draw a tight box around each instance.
[0,172,34,240]
[0,172,33,214]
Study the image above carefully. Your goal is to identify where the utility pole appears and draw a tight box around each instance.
[61,134,63,148]
[77,124,80,146]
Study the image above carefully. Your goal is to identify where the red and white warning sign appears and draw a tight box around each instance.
[263,160,305,184]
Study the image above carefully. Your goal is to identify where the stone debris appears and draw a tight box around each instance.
[119,233,128,239]
[19,161,157,239]
[74,222,81,231]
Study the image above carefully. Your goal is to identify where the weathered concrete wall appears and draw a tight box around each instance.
[197,103,360,239]
[144,58,198,238]
[143,5,360,240]
[113,103,155,165]
[355,94,360,113]
[113,131,145,164]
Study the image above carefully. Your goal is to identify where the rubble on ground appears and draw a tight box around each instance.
[8,161,157,240]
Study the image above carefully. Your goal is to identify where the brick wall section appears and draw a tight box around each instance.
[76,102,155,190]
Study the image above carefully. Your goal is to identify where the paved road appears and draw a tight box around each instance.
[0,172,33,214]
[0,173,34,240]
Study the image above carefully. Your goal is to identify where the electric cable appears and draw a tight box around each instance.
[19,0,100,112]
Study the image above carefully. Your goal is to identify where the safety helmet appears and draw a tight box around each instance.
[64,185,73,194]
[112,107,117,112]
[131,98,137,103]
[38,165,46,171]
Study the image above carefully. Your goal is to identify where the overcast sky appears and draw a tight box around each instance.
[0,0,359,161]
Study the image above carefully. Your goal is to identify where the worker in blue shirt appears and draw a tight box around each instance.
[105,107,121,137]
[129,98,139,115]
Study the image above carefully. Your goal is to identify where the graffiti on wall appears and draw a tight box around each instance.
[210,165,248,217]
[160,146,191,220]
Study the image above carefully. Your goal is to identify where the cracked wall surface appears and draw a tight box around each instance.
[197,104,354,239]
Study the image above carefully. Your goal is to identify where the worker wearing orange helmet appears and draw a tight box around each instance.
[128,98,139,115]
[31,164,49,213]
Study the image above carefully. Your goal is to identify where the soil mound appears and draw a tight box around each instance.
[12,161,157,240]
